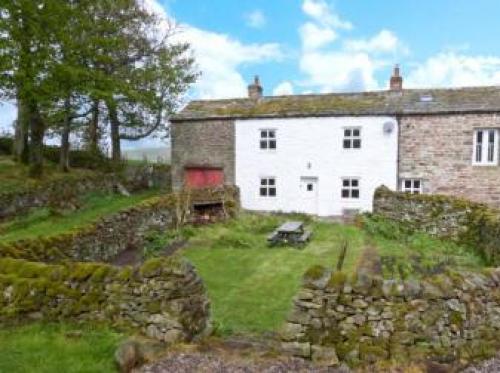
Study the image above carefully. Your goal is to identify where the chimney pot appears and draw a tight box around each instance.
[390,64,403,91]
[248,75,263,99]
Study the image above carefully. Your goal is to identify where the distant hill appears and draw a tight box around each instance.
[122,147,170,164]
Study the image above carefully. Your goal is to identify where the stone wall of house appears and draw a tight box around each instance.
[399,113,500,208]
[281,266,500,367]
[171,119,235,191]
[373,186,500,265]
[0,256,210,343]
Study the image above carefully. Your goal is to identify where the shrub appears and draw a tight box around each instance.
[43,146,114,171]
[361,213,411,241]
[0,137,13,155]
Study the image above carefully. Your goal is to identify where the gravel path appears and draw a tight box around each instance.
[138,352,348,373]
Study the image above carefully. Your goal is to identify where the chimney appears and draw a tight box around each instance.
[390,64,403,91]
[248,75,263,99]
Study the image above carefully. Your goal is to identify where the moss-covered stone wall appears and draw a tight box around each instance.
[373,186,500,265]
[0,186,240,264]
[281,266,500,367]
[0,164,171,221]
[0,256,210,343]
[0,197,174,263]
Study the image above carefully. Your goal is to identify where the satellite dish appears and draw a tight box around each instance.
[383,121,395,134]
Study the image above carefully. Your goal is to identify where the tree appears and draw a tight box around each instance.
[0,0,61,176]
[86,1,197,161]
[0,0,197,175]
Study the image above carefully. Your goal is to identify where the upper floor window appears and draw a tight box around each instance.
[473,129,498,166]
[260,129,276,150]
[343,128,361,149]
[401,179,422,194]
[341,178,360,199]
[260,177,276,197]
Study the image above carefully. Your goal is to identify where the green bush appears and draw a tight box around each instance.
[0,137,13,155]
[361,213,411,241]
[43,146,114,171]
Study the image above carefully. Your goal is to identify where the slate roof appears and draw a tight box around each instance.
[173,86,500,121]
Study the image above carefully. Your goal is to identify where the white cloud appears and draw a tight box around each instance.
[300,51,380,92]
[302,0,352,30]
[245,10,267,29]
[300,22,337,51]
[406,52,500,88]
[298,0,393,92]
[145,0,283,99]
[344,29,407,55]
[273,81,294,96]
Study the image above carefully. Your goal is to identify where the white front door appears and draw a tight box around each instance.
[299,177,319,214]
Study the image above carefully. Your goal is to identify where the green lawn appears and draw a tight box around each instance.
[0,323,123,373]
[0,190,162,242]
[181,213,366,335]
[180,213,486,336]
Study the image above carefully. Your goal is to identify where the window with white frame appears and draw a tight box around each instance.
[401,179,422,194]
[343,128,361,149]
[260,129,276,150]
[473,129,498,165]
[260,177,276,197]
[341,178,360,199]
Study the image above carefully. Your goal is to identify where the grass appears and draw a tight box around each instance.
[0,322,123,373]
[0,156,96,195]
[362,214,485,279]
[181,213,366,335]
[0,189,162,242]
[178,213,487,335]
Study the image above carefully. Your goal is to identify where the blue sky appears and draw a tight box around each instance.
[2,0,500,144]
[156,0,500,98]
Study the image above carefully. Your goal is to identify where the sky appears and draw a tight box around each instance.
[2,0,500,145]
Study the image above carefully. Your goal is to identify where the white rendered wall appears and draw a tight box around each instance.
[235,116,398,216]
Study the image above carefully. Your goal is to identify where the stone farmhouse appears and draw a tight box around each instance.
[171,66,500,216]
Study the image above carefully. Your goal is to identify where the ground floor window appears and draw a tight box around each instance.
[260,177,276,197]
[341,178,359,199]
[401,179,422,194]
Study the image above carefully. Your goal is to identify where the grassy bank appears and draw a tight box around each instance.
[0,189,162,242]
[0,323,123,373]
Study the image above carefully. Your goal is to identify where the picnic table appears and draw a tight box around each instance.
[267,221,312,247]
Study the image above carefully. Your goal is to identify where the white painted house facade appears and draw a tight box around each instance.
[172,68,500,214]
[235,116,398,216]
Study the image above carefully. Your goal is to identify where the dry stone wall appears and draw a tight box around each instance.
[373,186,500,265]
[281,267,500,367]
[0,186,239,264]
[0,164,170,221]
[0,256,210,343]
[0,197,173,263]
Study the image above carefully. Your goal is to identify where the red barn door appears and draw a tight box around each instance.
[185,167,224,189]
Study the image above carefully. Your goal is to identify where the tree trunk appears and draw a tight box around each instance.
[59,97,71,172]
[27,100,45,178]
[107,100,121,162]
[88,98,100,154]
[14,96,30,164]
